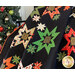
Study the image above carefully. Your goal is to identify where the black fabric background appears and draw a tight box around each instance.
[0,6,73,69]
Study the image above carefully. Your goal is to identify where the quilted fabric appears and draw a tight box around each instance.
[0,6,74,69]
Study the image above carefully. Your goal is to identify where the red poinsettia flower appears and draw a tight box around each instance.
[62,28,75,56]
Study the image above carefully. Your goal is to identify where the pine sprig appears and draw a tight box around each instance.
[0,6,21,46]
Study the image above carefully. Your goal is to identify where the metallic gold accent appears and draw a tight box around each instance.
[21,33,29,40]
[62,56,74,68]
[71,37,75,45]
[47,6,55,11]
[43,36,51,44]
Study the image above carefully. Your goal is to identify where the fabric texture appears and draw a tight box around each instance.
[0,6,74,69]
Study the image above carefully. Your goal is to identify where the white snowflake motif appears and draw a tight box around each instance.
[37,23,46,31]
[32,15,40,22]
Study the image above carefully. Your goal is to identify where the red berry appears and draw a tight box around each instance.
[0,26,4,32]
[1,6,5,12]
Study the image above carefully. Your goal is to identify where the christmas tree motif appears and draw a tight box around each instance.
[32,15,40,22]
[12,55,20,65]
[57,52,66,62]
[10,24,35,49]
[33,61,42,69]
[30,6,45,18]
[27,44,36,54]
[17,61,33,69]
[0,6,21,52]
[62,28,75,55]
[33,26,60,54]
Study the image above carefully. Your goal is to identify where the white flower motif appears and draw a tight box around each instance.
[32,15,40,22]
[37,23,46,31]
